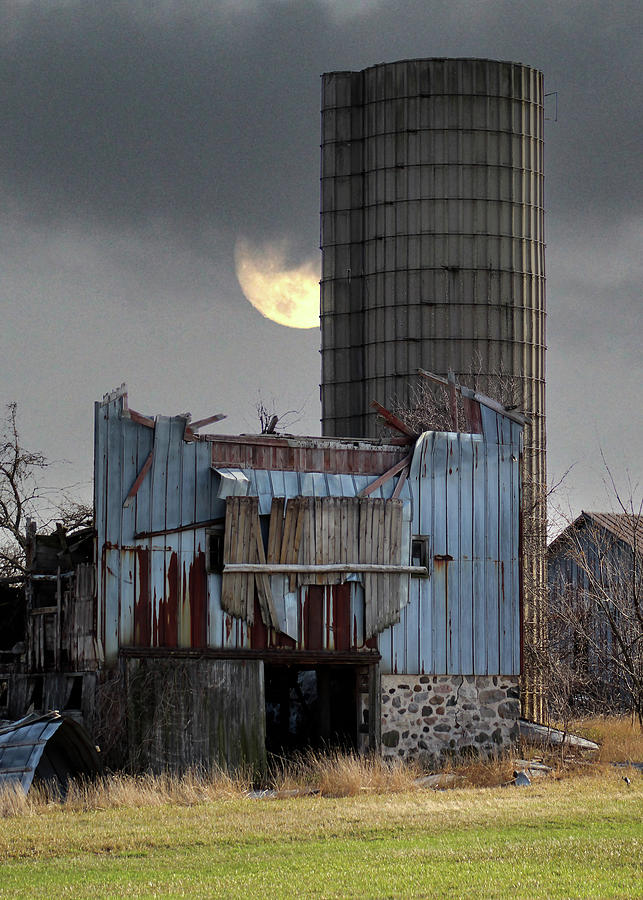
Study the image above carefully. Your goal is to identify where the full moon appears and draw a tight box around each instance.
[234,238,319,329]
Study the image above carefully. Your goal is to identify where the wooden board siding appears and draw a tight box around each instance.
[221,495,407,638]
[124,657,266,773]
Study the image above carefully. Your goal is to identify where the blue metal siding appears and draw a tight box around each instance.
[96,395,521,674]
[379,410,522,676]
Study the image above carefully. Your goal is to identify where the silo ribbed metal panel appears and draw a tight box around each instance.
[320,59,546,716]
[321,58,544,437]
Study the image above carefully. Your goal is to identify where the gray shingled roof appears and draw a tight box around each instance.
[582,512,642,551]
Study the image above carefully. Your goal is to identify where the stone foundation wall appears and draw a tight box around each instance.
[380,674,520,763]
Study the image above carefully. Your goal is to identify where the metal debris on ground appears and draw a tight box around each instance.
[513,771,531,787]
[513,758,552,777]
[0,710,101,796]
[414,773,463,789]
[518,719,599,751]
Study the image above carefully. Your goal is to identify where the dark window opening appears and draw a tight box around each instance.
[0,680,8,708]
[64,676,83,710]
[411,536,430,572]
[264,664,358,756]
[32,581,56,609]
[206,528,225,574]
[28,676,44,711]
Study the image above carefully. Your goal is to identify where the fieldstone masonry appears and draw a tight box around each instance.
[381,674,520,763]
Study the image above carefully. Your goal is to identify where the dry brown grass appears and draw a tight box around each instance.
[4,716,639,818]
[269,749,424,797]
[566,715,643,764]
[0,781,31,817]
[0,766,255,818]
[440,753,517,788]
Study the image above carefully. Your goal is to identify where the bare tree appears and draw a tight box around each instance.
[0,403,92,579]
[390,359,521,436]
[254,394,303,435]
[0,403,49,578]
[547,478,643,726]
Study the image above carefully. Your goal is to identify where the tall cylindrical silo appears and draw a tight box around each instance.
[320,58,546,719]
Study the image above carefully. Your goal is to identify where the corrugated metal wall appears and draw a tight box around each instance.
[95,394,220,661]
[95,395,522,677]
[380,407,522,676]
[95,395,410,662]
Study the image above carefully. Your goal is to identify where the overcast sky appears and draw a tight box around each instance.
[1,0,640,522]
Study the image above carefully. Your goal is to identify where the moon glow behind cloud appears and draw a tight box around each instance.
[234,238,320,329]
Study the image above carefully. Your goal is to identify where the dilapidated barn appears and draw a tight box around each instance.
[1,381,524,772]
[548,512,642,717]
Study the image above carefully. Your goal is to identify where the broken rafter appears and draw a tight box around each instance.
[125,408,156,429]
[188,413,227,431]
[185,413,228,441]
[358,454,412,498]
[392,463,409,500]
[417,368,528,426]
[370,401,418,440]
[123,450,154,508]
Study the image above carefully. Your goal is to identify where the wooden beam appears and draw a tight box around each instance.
[134,516,225,540]
[370,401,417,439]
[190,413,227,430]
[448,370,458,431]
[223,563,428,575]
[125,408,156,429]
[123,449,154,509]
[358,454,412,498]
[185,413,227,439]
[417,368,450,388]
[392,464,409,500]
[120,646,381,664]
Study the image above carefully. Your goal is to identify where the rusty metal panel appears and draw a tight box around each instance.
[96,394,219,655]
[210,435,407,474]
[133,544,151,646]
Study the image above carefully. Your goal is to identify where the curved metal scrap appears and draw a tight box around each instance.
[0,711,101,795]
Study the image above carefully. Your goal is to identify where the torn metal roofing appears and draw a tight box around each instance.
[214,466,413,518]
[0,711,101,795]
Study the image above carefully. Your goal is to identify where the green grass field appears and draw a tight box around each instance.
[1,771,642,899]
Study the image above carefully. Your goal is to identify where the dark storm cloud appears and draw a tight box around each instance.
[1,1,330,254]
[2,0,640,246]
[1,0,640,511]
